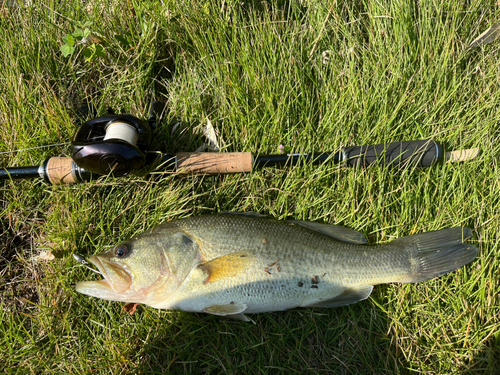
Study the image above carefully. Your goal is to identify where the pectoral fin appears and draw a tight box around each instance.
[198,252,255,284]
[203,303,249,321]
[289,221,368,244]
[305,285,373,308]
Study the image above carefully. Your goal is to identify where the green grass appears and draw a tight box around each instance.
[1,0,499,373]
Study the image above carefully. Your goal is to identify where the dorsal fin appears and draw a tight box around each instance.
[220,211,269,219]
[221,212,368,244]
[288,221,368,244]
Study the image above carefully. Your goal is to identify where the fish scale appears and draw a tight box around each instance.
[165,215,405,313]
[177,215,406,284]
[76,213,478,319]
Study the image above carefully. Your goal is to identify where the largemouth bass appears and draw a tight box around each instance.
[76,213,478,320]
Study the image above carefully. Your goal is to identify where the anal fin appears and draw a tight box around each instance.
[305,285,374,308]
[227,313,250,322]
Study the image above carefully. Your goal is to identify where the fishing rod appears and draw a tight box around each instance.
[0,102,479,184]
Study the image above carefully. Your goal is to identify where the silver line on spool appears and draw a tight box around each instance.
[104,121,139,145]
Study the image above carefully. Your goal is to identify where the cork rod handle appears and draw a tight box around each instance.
[46,157,77,184]
[176,152,253,175]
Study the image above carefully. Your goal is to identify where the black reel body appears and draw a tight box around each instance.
[71,114,152,176]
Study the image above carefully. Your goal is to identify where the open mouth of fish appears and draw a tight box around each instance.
[76,256,132,295]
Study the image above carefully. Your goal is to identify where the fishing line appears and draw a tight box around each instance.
[73,254,103,275]
[0,123,129,156]
[0,142,71,155]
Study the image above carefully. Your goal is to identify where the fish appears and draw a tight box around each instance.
[75,213,478,321]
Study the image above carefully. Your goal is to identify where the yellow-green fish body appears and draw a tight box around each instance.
[76,213,477,320]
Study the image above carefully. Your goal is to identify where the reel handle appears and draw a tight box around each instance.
[148,101,165,128]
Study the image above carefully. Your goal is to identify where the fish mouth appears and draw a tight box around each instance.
[75,256,132,298]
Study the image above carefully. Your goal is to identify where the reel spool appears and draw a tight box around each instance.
[71,114,153,176]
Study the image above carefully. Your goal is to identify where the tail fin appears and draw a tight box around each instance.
[392,227,478,283]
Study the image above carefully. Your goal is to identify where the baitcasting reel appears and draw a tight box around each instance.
[71,101,165,177]
[72,114,152,177]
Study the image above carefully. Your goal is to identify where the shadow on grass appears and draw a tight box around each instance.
[134,301,401,374]
[0,220,40,313]
[131,298,500,374]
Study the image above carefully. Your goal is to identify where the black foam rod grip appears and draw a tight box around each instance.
[341,140,443,167]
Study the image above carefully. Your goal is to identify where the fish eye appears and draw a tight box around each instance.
[115,245,129,258]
